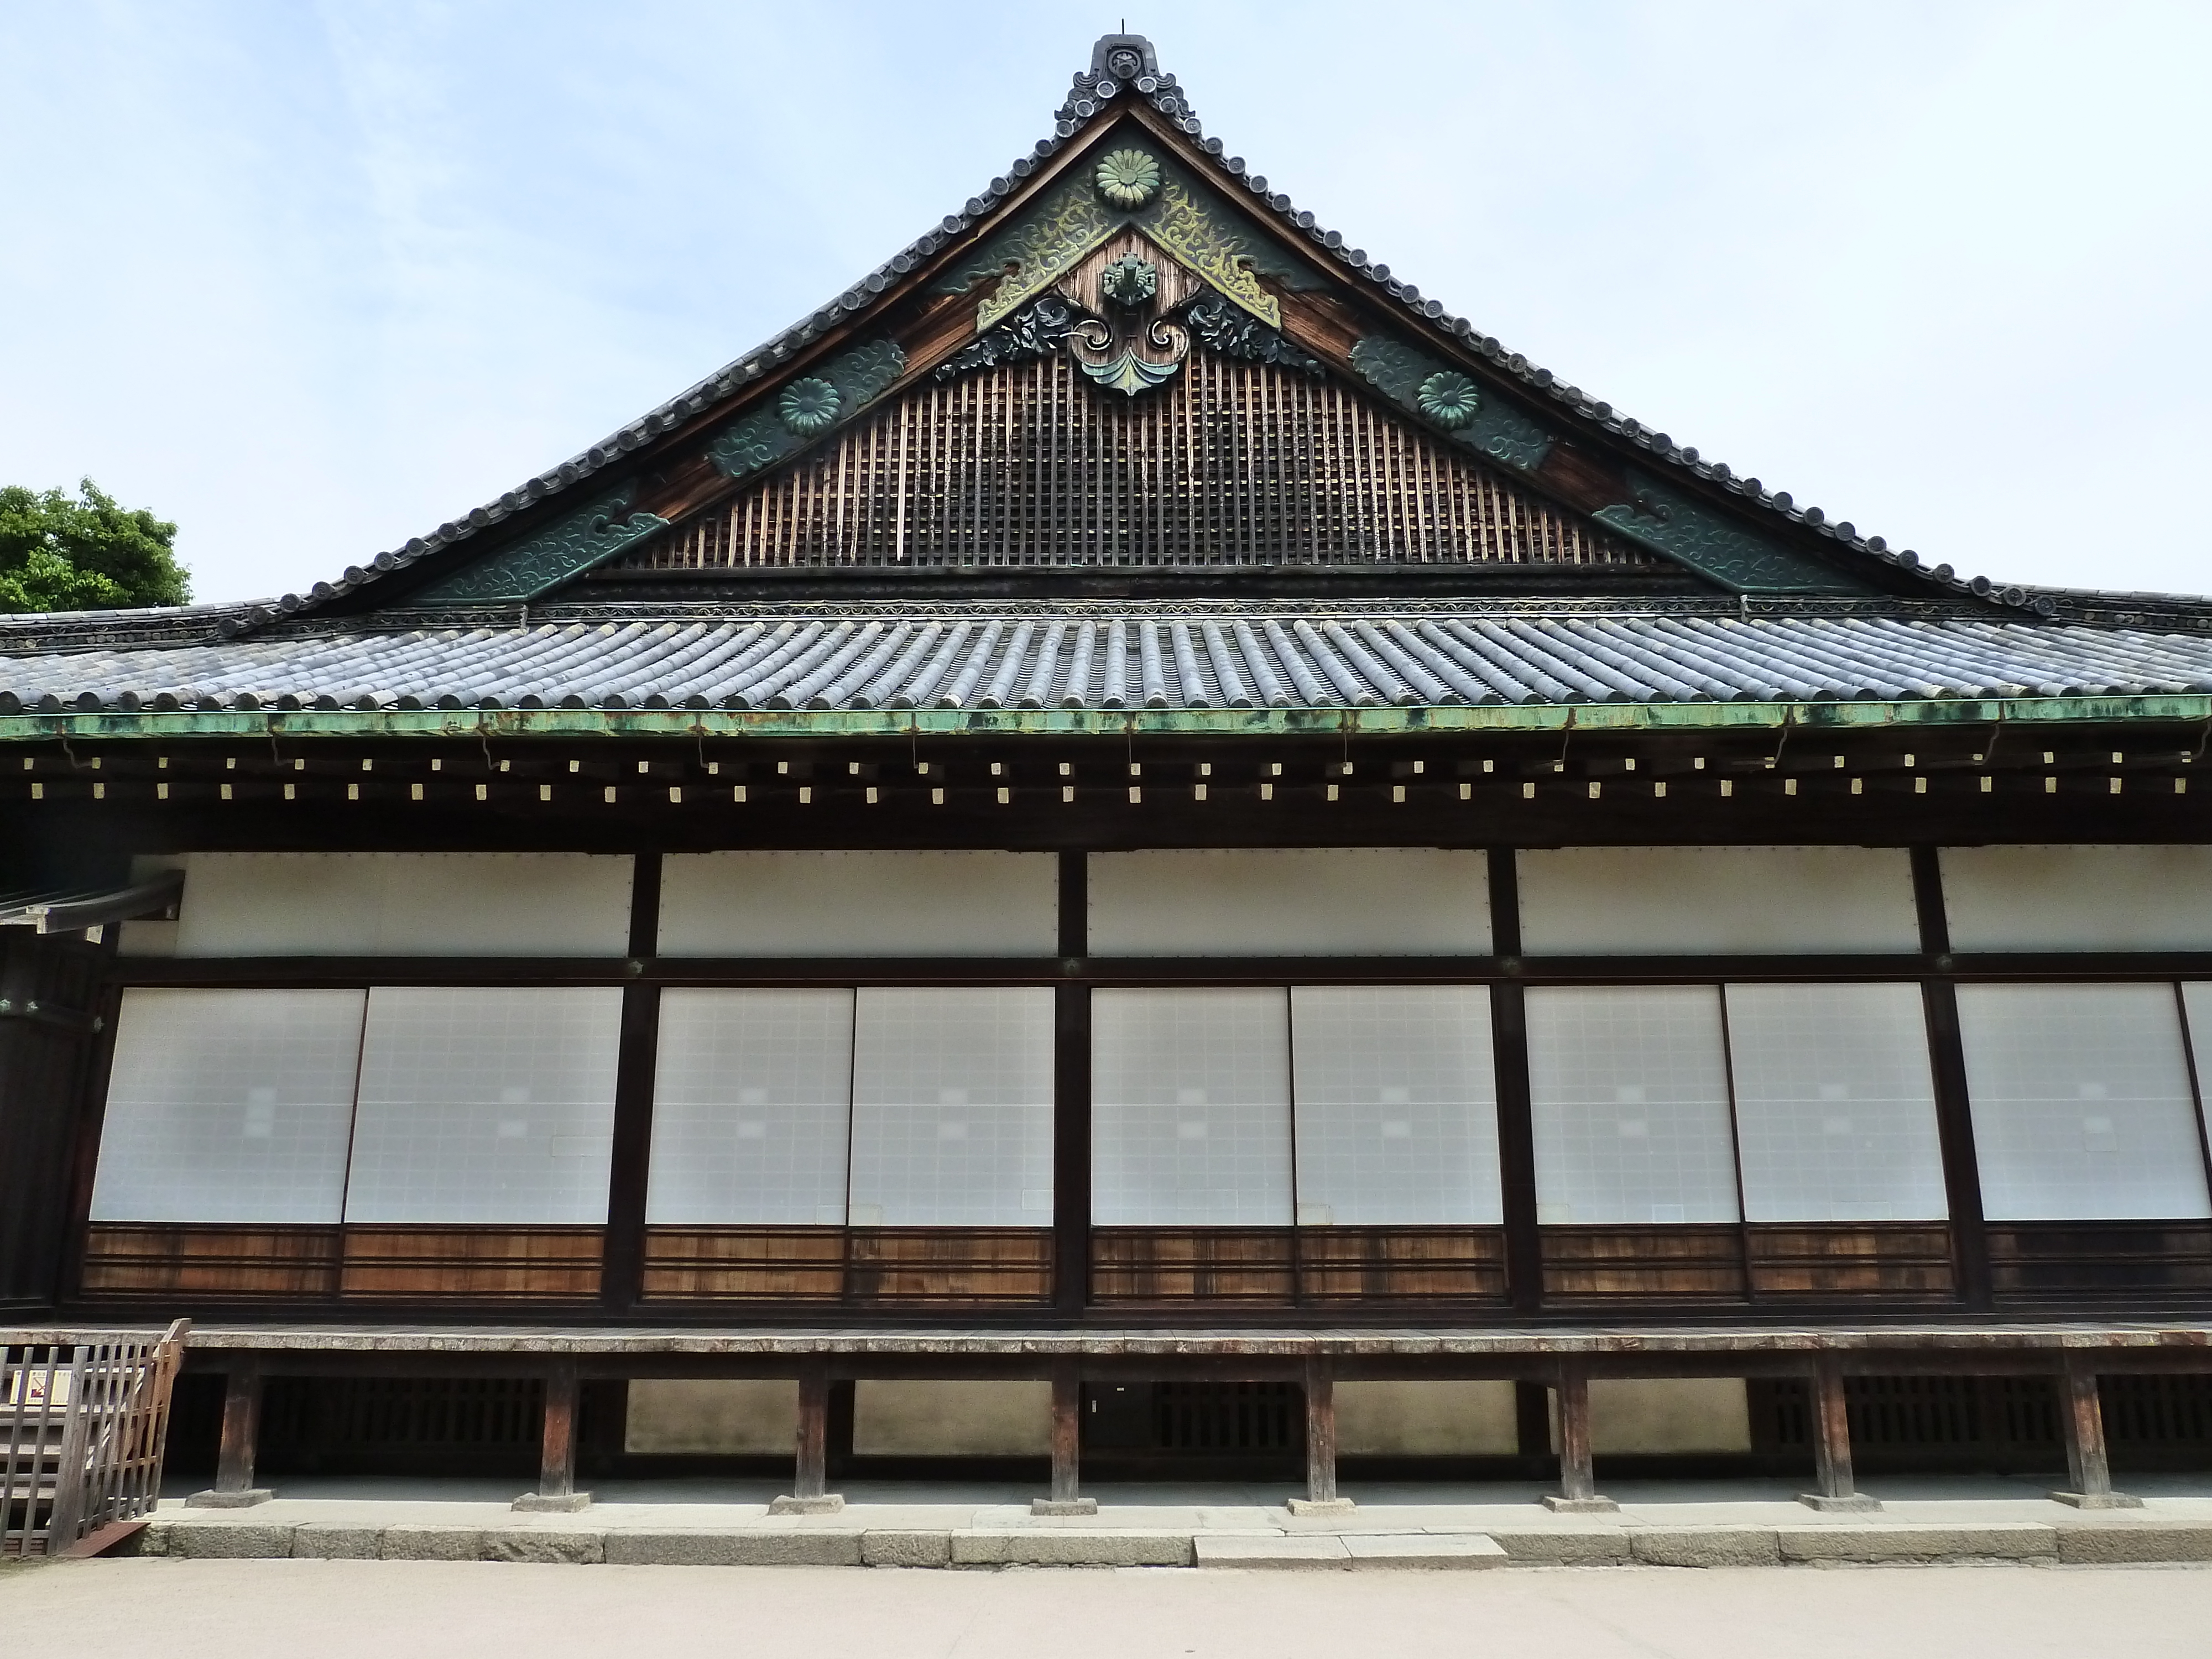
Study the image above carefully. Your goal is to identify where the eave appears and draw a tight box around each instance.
[5,693,2208,746]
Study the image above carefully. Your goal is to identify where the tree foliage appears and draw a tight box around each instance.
[0,479,190,613]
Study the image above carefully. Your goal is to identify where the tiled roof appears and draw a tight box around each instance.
[249,36,2022,627]
[9,601,2212,717]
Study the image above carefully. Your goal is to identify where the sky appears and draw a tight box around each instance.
[2,1,2209,606]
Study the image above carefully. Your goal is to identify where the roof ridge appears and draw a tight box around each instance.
[243,34,2054,630]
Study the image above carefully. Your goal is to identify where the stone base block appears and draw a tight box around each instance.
[1541,1494,1619,1514]
[1630,1526,1782,1568]
[1194,1535,1350,1569]
[1777,1522,2056,1563]
[185,1489,272,1509]
[160,1522,297,1558]
[290,1522,383,1560]
[1031,1498,1099,1516]
[860,1530,953,1568]
[484,1531,604,1564]
[2056,1524,2212,1564]
[768,1494,846,1515]
[1343,1533,1507,1569]
[1286,1497,1358,1517]
[2049,1490,2146,1510]
[1797,1492,1883,1512]
[512,1491,592,1514]
[953,1530,1192,1567]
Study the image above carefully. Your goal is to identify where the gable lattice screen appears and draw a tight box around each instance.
[624,354,1653,572]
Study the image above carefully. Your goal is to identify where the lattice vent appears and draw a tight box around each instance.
[627,353,1652,573]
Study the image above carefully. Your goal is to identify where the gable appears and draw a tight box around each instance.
[275,36,2039,626]
[612,348,1659,576]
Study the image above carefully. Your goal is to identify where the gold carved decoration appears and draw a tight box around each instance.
[1143,180,1280,329]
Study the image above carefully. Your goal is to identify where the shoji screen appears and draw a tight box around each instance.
[1723,983,1948,1222]
[1289,985,1501,1225]
[1092,989,1294,1225]
[91,989,365,1224]
[847,988,1056,1226]
[647,989,855,1225]
[1525,986,1740,1225]
[1957,983,2211,1220]
[343,987,624,1225]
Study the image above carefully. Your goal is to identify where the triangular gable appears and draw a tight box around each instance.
[272,35,2042,628]
[606,344,1661,578]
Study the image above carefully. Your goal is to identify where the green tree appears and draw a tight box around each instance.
[0,478,190,613]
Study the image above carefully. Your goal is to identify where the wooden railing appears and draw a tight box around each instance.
[3,1321,187,1558]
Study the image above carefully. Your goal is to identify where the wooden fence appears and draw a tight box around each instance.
[3,1321,188,1557]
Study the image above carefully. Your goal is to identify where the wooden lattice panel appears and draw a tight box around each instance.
[628,353,1653,572]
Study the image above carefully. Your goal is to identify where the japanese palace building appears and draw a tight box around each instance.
[6,35,2212,1507]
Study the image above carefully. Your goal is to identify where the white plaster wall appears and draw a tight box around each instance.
[1547,1378,1753,1454]
[1942,844,2212,950]
[658,851,1058,956]
[1517,846,1918,954]
[623,1379,796,1455]
[129,852,634,957]
[1336,1381,1517,1455]
[852,1380,1051,1455]
[1087,848,1491,956]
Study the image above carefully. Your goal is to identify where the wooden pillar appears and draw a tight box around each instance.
[2053,1358,2142,1508]
[1487,850,1544,1317]
[511,1362,590,1511]
[1799,1358,1879,1511]
[602,852,664,1313]
[1911,848,1992,1309]
[1053,852,1092,1316]
[773,1360,843,1514]
[1288,1358,1354,1514]
[1542,1360,1615,1512]
[186,1364,270,1507]
[1032,1360,1097,1515]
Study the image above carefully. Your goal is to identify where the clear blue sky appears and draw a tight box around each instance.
[3,2,2208,604]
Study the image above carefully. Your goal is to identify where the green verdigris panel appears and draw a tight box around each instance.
[705,340,909,482]
[1594,471,1863,595]
[937,159,1313,331]
[406,485,668,607]
[1348,336,1553,472]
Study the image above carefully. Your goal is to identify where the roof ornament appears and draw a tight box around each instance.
[1095,148,1162,209]
[1416,371,1480,430]
[778,377,843,436]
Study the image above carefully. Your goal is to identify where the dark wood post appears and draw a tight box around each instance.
[1053,852,1091,1314]
[1543,1360,1615,1512]
[187,1363,270,1507]
[513,1361,589,1511]
[1487,849,1543,1316]
[1033,1359,1096,1514]
[602,852,663,1313]
[2053,1357,2142,1508]
[1911,847,1991,1309]
[773,1359,843,1513]
[1798,1357,1879,1511]
[1288,1357,1352,1513]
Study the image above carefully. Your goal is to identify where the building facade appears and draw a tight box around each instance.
[6,36,2212,1504]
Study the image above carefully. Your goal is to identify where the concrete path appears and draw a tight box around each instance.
[4,1557,2210,1658]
